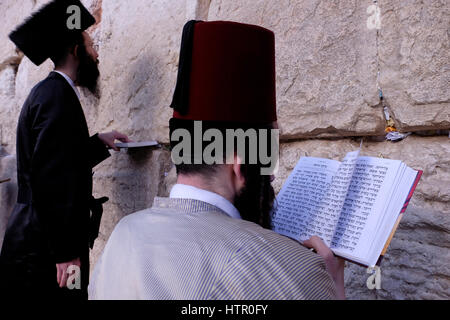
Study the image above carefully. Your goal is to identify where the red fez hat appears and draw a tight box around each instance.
[171,21,277,123]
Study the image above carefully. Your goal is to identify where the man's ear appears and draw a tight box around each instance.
[72,44,79,58]
[232,154,246,191]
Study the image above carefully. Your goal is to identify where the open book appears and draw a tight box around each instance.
[271,149,422,267]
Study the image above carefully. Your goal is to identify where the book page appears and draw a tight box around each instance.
[331,157,402,263]
[272,150,359,245]
[306,150,360,244]
[366,166,419,264]
[271,157,340,241]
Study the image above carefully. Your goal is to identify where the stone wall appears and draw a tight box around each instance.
[0,0,448,299]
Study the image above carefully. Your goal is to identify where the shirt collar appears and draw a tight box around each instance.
[54,70,81,100]
[170,184,241,220]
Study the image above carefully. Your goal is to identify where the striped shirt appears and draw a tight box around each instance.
[88,197,336,300]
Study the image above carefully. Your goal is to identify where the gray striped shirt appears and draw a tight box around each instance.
[89,197,336,299]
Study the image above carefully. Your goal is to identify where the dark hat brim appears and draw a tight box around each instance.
[9,0,96,66]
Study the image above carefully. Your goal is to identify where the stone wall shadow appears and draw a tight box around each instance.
[111,52,173,219]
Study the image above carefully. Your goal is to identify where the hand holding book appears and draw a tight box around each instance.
[304,235,346,299]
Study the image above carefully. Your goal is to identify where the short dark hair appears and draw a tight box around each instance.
[169,119,276,228]
[175,163,220,177]
[50,33,84,67]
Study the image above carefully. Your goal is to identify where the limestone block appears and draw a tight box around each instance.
[0,66,17,149]
[0,57,54,153]
[91,0,188,144]
[186,0,212,20]
[0,66,16,97]
[344,205,450,300]
[0,0,35,64]
[209,0,385,138]
[378,0,450,131]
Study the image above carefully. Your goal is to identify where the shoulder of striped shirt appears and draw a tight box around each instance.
[110,206,334,296]
[117,206,322,257]
[115,206,325,268]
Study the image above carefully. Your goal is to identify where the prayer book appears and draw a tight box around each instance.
[272,149,422,267]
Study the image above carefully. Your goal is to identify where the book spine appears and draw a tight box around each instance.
[400,170,423,214]
[377,170,423,265]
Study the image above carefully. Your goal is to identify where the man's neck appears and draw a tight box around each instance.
[54,66,77,84]
[176,175,234,203]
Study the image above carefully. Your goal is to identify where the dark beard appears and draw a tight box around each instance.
[233,165,275,229]
[76,47,100,97]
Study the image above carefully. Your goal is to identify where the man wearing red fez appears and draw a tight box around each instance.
[89,20,345,299]
[0,0,130,300]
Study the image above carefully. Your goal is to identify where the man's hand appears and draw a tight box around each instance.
[303,236,346,299]
[56,257,81,288]
[98,130,131,151]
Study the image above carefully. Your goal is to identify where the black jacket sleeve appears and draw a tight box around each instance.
[88,133,111,168]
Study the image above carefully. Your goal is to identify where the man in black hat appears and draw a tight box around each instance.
[0,0,130,299]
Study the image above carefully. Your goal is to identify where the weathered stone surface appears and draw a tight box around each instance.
[345,205,450,300]
[0,150,17,252]
[209,0,385,139]
[378,0,450,132]
[89,0,188,144]
[274,135,450,299]
[0,66,16,98]
[0,1,35,64]
[0,66,17,150]
[0,57,54,154]
[187,0,212,20]
[14,57,54,105]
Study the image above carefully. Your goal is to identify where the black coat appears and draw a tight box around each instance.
[0,72,110,298]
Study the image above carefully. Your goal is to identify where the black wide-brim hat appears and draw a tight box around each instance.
[9,0,96,66]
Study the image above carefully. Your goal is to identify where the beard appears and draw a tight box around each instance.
[76,47,100,98]
[233,165,275,229]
